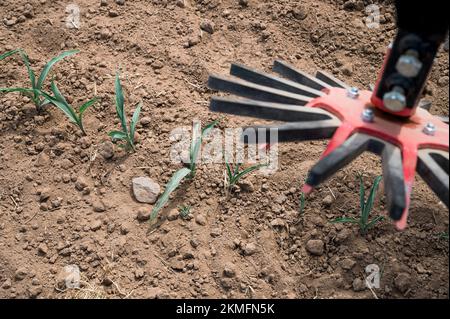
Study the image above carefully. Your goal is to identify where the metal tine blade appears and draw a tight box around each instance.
[230,63,324,98]
[210,97,334,122]
[306,133,371,186]
[241,119,340,144]
[381,143,408,221]
[417,149,449,207]
[315,70,350,89]
[272,60,331,91]
[208,74,312,106]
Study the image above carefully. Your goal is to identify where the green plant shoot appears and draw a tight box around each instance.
[331,175,384,235]
[108,72,141,151]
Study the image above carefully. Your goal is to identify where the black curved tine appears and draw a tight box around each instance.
[210,97,333,122]
[380,143,407,221]
[315,70,350,89]
[230,63,324,98]
[417,149,449,207]
[272,60,331,91]
[306,133,371,186]
[241,118,340,144]
[208,74,312,105]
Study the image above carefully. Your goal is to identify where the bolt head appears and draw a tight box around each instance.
[396,54,423,78]
[423,123,437,136]
[347,87,359,99]
[383,90,406,112]
[361,108,375,123]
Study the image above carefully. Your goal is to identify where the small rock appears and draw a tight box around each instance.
[75,177,88,191]
[187,36,201,48]
[2,279,12,289]
[14,268,27,281]
[108,10,119,17]
[200,20,215,34]
[195,214,207,226]
[341,64,353,76]
[116,0,125,5]
[176,0,185,8]
[38,243,49,256]
[120,222,131,235]
[243,243,257,256]
[90,220,102,231]
[220,278,233,290]
[339,258,356,270]
[135,268,144,280]
[239,0,249,7]
[92,199,106,212]
[100,0,108,6]
[437,76,449,87]
[99,141,114,159]
[35,152,50,166]
[394,272,411,293]
[306,239,324,256]
[140,116,151,127]
[132,177,160,204]
[352,278,366,292]
[239,180,254,192]
[167,209,179,221]
[171,260,184,272]
[37,187,51,202]
[223,262,236,278]
[136,207,151,221]
[322,195,334,207]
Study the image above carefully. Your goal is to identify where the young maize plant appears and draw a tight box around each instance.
[225,161,268,192]
[298,192,306,215]
[0,49,79,111]
[188,119,220,178]
[331,175,385,235]
[108,72,141,151]
[149,120,220,221]
[42,81,97,135]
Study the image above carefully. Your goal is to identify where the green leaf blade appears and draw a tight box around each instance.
[330,217,359,224]
[129,102,142,144]
[36,50,79,90]
[0,49,20,61]
[150,167,191,220]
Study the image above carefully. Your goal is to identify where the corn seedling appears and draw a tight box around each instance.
[331,175,384,235]
[108,72,141,151]
[225,161,268,191]
[150,167,191,221]
[178,205,192,219]
[43,81,97,135]
[188,119,220,178]
[0,49,20,61]
[0,49,79,111]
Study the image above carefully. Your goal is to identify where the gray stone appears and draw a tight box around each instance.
[132,177,160,204]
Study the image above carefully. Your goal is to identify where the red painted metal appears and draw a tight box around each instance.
[302,88,449,230]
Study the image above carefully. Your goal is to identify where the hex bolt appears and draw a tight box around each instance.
[396,50,423,78]
[423,122,437,136]
[361,108,375,123]
[347,87,359,99]
[383,86,407,112]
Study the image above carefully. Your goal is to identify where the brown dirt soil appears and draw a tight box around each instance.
[0,0,448,299]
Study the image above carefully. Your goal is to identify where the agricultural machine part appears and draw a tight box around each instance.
[206,1,448,230]
[207,60,449,230]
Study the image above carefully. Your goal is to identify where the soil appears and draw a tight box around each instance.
[0,0,448,299]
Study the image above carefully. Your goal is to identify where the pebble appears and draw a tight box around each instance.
[92,199,106,212]
[306,239,324,256]
[116,0,125,5]
[223,262,236,278]
[136,207,151,221]
[35,152,50,166]
[437,76,449,87]
[38,243,49,256]
[239,180,254,192]
[339,258,356,270]
[195,214,207,226]
[394,272,411,293]
[167,209,179,221]
[352,278,366,292]
[171,260,184,272]
[200,20,215,34]
[132,177,160,204]
[90,220,102,231]
[75,177,88,191]
[99,141,114,159]
[322,195,334,207]
[1,279,12,289]
[243,243,257,256]
[140,117,151,126]
[14,268,27,281]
